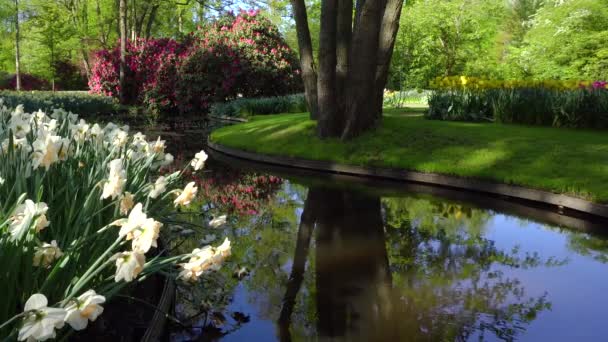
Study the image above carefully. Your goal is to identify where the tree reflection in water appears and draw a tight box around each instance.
[278,187,554,342]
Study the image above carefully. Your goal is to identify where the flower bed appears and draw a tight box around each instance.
[427,76,608,128]
[0,102,232,340]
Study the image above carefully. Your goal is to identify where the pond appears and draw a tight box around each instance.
[164,139,608,341]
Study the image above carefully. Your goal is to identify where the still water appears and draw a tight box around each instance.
[168,151,608,342]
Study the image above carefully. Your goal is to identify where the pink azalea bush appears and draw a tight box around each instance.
[89,10,302,118]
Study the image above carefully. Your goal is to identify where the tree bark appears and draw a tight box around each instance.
[145,4,159,39]
[14,0,21,91]
[341,0,387,139]
[372,0,405,121]
[119,0,127,103]
[336,0,352,100]
[290,0,319,120]
[317,0,339,138]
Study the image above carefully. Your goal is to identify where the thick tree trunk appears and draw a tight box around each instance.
[336,0,352,100]
[290,0,319,120]
[317,0,340,138]
[119,0,127,103]
[341,0,387,140]
[14,0,21,91]
[372,0,405,121]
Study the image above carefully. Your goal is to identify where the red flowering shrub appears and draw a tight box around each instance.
[175,44,242,114]
[195,10,302,99]
[1,73,50,90]
[89,38,186,103]
[89,10,302,117]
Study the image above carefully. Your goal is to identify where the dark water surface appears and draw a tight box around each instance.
[167,149,608,342]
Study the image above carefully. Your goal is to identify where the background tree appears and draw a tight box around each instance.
[14,0,21,90]
[291,0,405,139]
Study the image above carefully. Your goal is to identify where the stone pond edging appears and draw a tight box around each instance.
[207,140,608,219]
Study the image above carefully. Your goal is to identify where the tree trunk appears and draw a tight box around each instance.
[290,0,319,120]
[341,0,387,140]
[145,5,159,39]
[119,0,127,103]
[14,0,21,91]
[336,0,352,100]
[317,0,340,138]
[372,0,405,121]
[277,189,317,341]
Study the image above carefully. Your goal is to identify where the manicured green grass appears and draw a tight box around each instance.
[210,112,608,203]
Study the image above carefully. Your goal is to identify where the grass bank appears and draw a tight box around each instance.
[210,112,608,203]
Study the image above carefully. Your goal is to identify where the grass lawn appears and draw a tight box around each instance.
[210,112,608,203]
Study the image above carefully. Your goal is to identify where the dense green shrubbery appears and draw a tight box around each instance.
[0,91,118,116]
[210,94,306,118]
[426,91,493,122]
[427,88,608,128]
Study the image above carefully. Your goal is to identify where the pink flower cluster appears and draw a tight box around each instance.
[89,10,302,117]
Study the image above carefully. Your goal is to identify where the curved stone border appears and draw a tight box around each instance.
[207,140,608,219]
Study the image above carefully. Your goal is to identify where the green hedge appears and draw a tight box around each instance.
[0,91,118,117]
[210,94,307,118]
[426,88,608,128]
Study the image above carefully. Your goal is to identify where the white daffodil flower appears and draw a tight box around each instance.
[178,238,231,282]
[18,294,66,341]
[64,290,105,331]
[33,240,63,267]
[89,123,104,142]
[9,200,49,239]
[112,203,148,238]
[174,182,198,207]
[34,214,50,232]
[148,176,167,199]
[101,159,126,200]
[113,251,145,282]
[215,238,231,258]
[31,135,70,170]
[70,119,90,143]
[111,130,129,148]
[119,192,135,216]
[132,132,146,143]
[190,150,208,171]
[131,218,162,253]
[9,114,31,139]
[209,215,227,228]
[0,176,4,185]
[148,137,166,155]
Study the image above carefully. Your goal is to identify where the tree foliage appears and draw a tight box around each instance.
[389,0,608,89]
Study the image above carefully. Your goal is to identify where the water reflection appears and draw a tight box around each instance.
[169,158,608,341]
[273,187,558,341]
